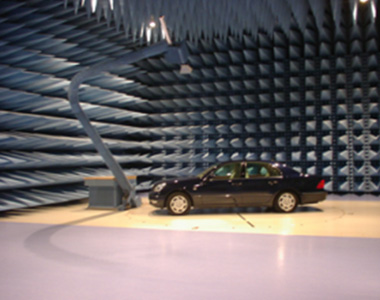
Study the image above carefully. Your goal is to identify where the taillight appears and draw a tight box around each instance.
[316,179,325,190]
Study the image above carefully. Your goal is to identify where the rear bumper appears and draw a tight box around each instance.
[302,191,328,204]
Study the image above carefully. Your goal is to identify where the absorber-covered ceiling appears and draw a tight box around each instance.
[64,0,374,42]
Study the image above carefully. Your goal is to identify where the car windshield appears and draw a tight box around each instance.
[197,164,218,179]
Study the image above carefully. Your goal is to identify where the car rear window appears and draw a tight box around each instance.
[279,167,300,177]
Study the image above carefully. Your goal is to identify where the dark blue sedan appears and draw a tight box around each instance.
[149,161,327,215]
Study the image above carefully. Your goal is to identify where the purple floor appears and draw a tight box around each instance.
[1,222,380,300]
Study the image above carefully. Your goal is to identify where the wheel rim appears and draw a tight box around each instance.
[169,195,189,214]
[278,193,296,212]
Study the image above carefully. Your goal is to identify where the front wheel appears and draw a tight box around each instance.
[167,192,191,215]
[274,192,298,213]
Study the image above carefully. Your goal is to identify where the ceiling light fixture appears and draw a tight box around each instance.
[354,0,377,22]
[371,0,377,18]
[149,16,157,28]
[91,0,97,13]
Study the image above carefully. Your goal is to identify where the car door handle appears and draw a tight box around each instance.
[268,181,278,186]
[231,182,242,186]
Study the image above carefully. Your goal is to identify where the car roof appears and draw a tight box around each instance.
[217,160,299,174]
[218,160,282,166]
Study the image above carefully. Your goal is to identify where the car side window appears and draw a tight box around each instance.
[213,163,240,180]
[246,164,260,178]
[260,167,269,177]
[245,163,281,178]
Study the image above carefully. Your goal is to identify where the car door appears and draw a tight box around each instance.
[238,162,282,206]
[194,162,243,207]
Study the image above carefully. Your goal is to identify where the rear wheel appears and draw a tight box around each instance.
[274,192,298,213]
[167,192,191,215]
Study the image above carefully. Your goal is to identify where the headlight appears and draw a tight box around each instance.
[153,182,166,193]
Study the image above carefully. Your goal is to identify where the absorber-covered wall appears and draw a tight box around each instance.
[130,7,380,194]
[0,0,155,210]
[0,1,379,211]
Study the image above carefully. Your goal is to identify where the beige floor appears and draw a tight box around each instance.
[1,194,380,239]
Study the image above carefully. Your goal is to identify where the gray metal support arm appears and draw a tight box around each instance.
[68,41,170,208]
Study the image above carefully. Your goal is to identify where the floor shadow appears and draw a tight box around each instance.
[23,210,126,270]
[150,205,323,216]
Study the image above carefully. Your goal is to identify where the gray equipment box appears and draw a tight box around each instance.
[84,176,136,209]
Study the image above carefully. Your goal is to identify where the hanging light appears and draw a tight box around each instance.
[370,0,377,19]
[145,16,158,43]
[353,0,377,22]
[149,16,157,28]
[91,0,97,13]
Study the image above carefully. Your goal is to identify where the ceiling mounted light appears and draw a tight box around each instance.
[149,16,156,28]
[91,0,97,13]
[108,0,114,10]
[370,0,377,18]
[353,0,377,22]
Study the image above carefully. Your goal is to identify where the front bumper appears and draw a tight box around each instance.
[302,191,328,204]
[149,191,166,208]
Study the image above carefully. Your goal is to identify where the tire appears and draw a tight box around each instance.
[274,192,298,213]
[167,192,191,215]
